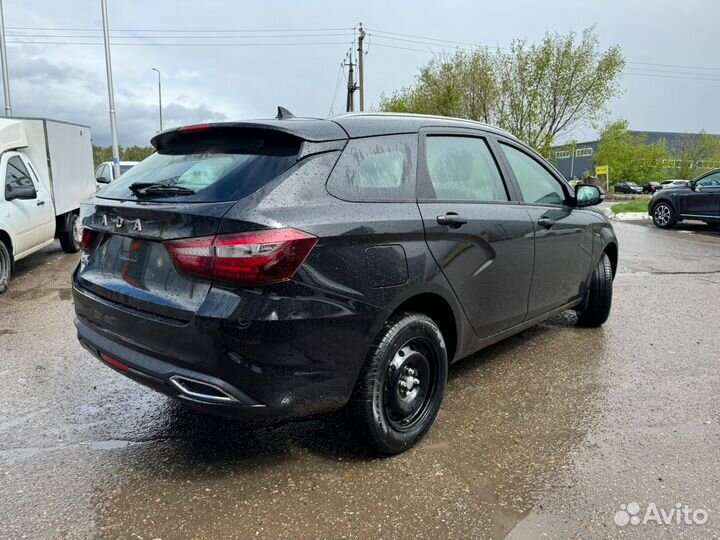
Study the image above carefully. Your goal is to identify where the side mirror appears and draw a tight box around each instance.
[96,176,110,184]
[5,184,37,201]
[575,184,603,207]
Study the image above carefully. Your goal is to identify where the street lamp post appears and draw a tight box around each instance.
[101,0,120,179]
[152,68,162,132]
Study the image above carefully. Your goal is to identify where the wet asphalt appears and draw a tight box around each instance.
[1,221,719,540]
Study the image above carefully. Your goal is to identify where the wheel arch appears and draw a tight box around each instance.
[0,229,12,257]
[603,242,618,277]
[389,291,459,363]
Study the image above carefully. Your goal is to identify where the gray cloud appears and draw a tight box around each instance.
[1,0,718,149]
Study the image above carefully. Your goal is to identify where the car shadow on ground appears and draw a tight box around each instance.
[146,311,580,468]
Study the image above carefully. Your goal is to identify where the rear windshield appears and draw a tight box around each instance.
[98,133,300,202]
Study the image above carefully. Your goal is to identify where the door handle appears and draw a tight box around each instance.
[437,213,468,228]
[537,217,555,229]
[36,200,45,206]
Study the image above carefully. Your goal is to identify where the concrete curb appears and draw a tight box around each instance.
[605,210,652,222]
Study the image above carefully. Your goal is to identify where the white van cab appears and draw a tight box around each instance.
[0,118,96,293]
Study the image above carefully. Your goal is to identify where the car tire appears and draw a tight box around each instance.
[576,253,613,328]
[59,213,82,253]
[348,312,448,455]
[0,240,11,294]
[651,201,677,229]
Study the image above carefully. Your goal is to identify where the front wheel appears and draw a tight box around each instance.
[348,312,448,455]
[0,240,12,294]
[576,253,613,327]
[59,213,82,253]
[652,202,676,229]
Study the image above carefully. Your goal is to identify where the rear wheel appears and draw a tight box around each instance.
[59,213,82,253]
[348,312,448,455]
[0,240,11,294]
[652,201,676,229]
[576,253,613,327]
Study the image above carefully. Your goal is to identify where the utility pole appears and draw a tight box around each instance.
[357,23,365,111]
[101,0,120,179]
[152,68,163,131]
[0,0,12,116]
[345,52,357,113]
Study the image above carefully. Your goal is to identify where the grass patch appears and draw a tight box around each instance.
[612,200,649,214]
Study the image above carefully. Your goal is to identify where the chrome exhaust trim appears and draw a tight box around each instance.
[169,375,238,404]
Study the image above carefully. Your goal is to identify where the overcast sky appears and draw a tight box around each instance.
[4,0,719,147]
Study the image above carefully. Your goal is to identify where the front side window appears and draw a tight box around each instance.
[425,136,508,202]
[5,156,35,191]
[327,134,416,201]
[698,172,720,187]
[501,144,566,206]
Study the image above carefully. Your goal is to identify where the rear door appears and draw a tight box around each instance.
[496,140,594,318]
[417,129,535,338]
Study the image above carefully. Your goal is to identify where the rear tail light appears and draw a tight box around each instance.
[80,228,99,252]
[164,228,318,284]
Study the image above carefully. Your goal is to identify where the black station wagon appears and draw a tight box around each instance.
[73,111,617,454]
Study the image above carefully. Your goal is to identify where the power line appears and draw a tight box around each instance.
[6,25,355,33]
[623,71,720,82]
[6,40,353,47]
[6,32,354,39]
[627,60,720,72]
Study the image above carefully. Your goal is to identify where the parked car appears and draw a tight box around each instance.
[0,118,96,293]
[642,181,661,194]
[72,111,617,454]
[614,181,643,194]
[94,160,139,185]
[659,179,688,190]
[650,169,720,228]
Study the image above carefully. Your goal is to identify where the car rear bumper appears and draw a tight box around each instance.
[72,275,388,422]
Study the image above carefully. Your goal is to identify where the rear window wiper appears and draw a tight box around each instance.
[129,182,195,196]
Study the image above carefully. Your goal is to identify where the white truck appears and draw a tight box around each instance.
[0,118,96,293]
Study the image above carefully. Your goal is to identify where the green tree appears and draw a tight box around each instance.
[593,120,667,183]
[380,27,625,155]
[671,132,720,179]
[92,145,155,168]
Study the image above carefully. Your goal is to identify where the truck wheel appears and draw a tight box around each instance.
[576,253,613,327]
[348,312,448,455]
[60,214,82,253]
[0,240,11,294]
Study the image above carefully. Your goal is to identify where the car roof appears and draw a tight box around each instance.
[152,111,519,148]
[331,112,518,140]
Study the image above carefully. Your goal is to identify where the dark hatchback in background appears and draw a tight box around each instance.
[73,112,617,454]
[650,169,720,228]
[614,181,643,194]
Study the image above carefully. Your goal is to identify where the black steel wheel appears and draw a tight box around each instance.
[349,312,448,455]
[0,240,11,294]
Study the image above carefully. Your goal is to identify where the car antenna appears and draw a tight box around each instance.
[276,106,295,120]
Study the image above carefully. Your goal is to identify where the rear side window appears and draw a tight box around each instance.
[500,143,567,206]
[425,136,508,202]
[98,132,301,203]
[327,134,417,201]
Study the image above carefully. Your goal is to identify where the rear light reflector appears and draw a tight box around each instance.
[100,353,129,373]
[80,228,99,252]
[164,228,318,284]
